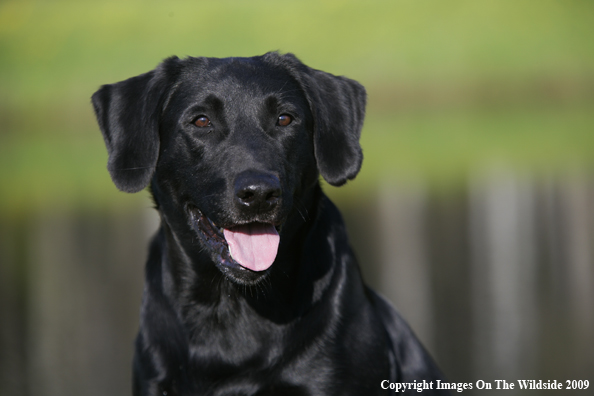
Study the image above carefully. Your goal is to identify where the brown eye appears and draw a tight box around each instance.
[194,116,211,128]
[277,114,293,126]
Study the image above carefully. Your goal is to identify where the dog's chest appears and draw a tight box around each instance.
[178,327,389,395]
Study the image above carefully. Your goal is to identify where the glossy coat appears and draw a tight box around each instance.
[92,52,449,396]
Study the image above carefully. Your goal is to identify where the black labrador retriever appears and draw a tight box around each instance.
[92,52,449,396]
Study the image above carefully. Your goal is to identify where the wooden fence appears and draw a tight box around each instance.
[1,172,593,395]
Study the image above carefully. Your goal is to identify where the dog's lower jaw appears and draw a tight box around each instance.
[185,205,277,285]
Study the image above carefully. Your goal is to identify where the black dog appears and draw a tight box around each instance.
[92,52,448,396]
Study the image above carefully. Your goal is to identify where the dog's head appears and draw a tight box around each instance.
[92,52,366,284]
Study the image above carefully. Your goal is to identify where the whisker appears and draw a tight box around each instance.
[293,197,310,222]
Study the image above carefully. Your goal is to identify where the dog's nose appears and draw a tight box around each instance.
[234,171,281,212]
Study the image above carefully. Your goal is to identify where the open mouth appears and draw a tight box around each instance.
[187,205,280,273]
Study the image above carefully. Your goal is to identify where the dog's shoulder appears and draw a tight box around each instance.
[366,287,448,388]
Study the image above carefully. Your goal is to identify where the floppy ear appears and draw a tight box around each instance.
[308,70,366,186]
[91,57,179,193]
[267,52,367,186]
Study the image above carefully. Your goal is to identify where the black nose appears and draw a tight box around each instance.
[234,170,281,212]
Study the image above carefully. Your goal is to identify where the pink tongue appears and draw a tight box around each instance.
[223,223,280,272]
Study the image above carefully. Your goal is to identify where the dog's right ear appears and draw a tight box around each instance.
[91,57,180,193]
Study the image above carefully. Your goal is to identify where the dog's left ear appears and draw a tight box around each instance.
[268,53,366,186]
[91,57,180,193]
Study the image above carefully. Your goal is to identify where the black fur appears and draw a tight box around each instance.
[92,52,449,396]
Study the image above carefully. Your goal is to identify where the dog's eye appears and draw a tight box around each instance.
[277,114,293,127]
[193,116,211,128]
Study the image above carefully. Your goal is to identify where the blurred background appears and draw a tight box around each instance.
[1,0,593,395]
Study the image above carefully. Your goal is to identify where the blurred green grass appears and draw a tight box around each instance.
[1,0,594,212]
